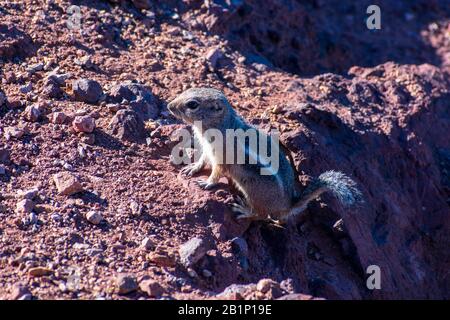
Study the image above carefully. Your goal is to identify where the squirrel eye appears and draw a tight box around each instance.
[186,100,199,110]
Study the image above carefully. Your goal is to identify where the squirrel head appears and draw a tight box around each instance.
[167,87,233,131]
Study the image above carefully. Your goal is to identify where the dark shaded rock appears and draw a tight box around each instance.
[19,83,32,94]
[46,71,70,86]
[108,109,146,142]
[0,90,6,106]
[6,97,24,109]
[108,81,158,120]
[43,79,63,99]
[0,148,10,164]
[116,274,138,295]
[72,79,103,104]
[231,237,248,256]
[0,24,35,59]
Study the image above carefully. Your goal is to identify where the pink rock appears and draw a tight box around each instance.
[53,172,83,196]
[15,199,34,213]
[72,115,95,133]
[23,104,41,122]
[205,47,223,69]
[139,279,164,297]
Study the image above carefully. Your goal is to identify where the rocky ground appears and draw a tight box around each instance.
[0,0,449,300]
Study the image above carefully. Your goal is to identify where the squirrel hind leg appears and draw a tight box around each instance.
[281,186,328,222]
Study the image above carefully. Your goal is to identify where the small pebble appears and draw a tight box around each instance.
[86,211,103,225]
[20,83,32,94]
[16,199,35,214]
[28,267,53,277]
[141,237,155,250]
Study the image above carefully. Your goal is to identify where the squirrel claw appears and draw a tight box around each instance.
[196,179,218,190]
[234,196,247,206]
[181,163,202,177]
[267,218,286,227]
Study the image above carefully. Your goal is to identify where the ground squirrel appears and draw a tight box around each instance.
[167,88,362,223]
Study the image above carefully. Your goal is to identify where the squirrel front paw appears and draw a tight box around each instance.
[180,163,203,177]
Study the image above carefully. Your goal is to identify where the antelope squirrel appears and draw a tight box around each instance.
[167,88,362,223]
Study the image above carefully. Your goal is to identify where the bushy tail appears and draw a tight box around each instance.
[315,171,363,206]
[285,170,363,221]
